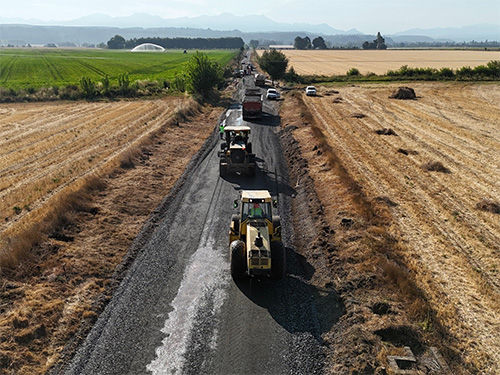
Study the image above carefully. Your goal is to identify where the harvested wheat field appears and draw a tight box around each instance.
[261,50,500,75]
[293,82,500,370]
[0,96,220,373]
[0,97,194,253]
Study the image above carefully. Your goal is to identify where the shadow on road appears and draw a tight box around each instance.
[234,249,344,342]
[244,112,280,127]
[220,170,296,201]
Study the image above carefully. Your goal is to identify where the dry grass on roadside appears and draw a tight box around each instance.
[289,92,467,371]
[297,93,432,307]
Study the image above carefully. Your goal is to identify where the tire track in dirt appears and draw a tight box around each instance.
[0,54,18,83]
[303,83,500,369]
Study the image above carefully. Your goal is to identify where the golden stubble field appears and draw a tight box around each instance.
[0,97,193,246]
[0,95,221,374]
[292,82,500,370]
[257,49,500,75]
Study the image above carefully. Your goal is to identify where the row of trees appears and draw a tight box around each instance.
[362,32,387,49]
[107,35,244,50]
[255,46,499,85]
[294,36,328,50]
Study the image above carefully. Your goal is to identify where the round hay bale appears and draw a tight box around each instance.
[389,86,416,100]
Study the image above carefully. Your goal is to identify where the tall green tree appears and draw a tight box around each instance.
[185,51,224,100]
[107,35,126,49]
[248,39,260,49]
[312,36,328,50]
[363,32,387,50]
[294,36,311,50]
[258,49,289,83]
[376,32,387,49]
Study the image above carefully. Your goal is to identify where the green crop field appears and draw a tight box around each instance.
[0,48,238,89]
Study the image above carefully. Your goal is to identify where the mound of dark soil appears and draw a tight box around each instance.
[397,148,419,155]
[421,161,450,173]
[375,128,397,136]
[476,199,500,214]
[390,87,416,100]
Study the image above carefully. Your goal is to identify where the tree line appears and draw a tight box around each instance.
[292,33,387,50]
[293,36,328,50]
[107,35,244,49]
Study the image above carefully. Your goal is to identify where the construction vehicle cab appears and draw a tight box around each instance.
[218,125,256,176]
[229,190,285,280]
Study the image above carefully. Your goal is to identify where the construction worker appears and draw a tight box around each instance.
[249,203,263,217]
[219,123,224,139]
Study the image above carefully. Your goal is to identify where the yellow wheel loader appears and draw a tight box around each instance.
[229,190,285,280]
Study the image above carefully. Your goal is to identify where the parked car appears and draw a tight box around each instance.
[305,86,317,96]
[266,88,280,100]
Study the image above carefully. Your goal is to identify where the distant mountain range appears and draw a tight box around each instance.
[0,13,362,35]
[393,24,500,42]
[0,13,498,46]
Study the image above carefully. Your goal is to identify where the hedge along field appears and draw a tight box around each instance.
[262,49,500,76]
[0,48,238,89]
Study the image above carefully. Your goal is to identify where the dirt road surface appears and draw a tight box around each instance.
[294,82,500,370]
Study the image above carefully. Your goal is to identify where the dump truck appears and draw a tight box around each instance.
[218,125,256,176]
[229,190,285,280]
[242,88,263,121]
[254,74,266,86]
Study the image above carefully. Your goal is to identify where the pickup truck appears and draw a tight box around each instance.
[266,88,280,100]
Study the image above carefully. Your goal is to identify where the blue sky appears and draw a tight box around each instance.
[2,0,499,34]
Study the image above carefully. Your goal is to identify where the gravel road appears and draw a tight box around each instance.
[63,75,337,375]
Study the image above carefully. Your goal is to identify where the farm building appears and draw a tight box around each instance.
[268,45,294,50]
[131,43,165,52]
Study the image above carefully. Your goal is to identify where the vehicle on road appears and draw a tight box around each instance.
[266,88,280,100]
[254,74,266,87]
[242,88,263,121]
[229,190,285,280]
[218,125,256,176]
[305,86,317,96]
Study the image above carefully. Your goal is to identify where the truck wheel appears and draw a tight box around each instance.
[219,164,227,177]
[270,241,286,280]
[231,214,240,234]
[230,240,246,280]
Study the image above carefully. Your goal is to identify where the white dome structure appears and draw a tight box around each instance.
[131,43,165,52]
